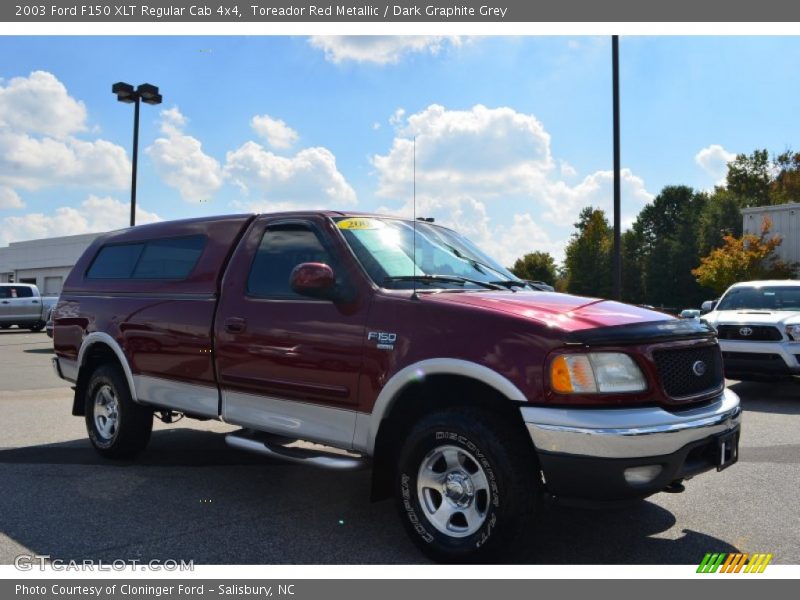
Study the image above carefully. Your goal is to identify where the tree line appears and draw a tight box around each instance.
[510,149,800,309]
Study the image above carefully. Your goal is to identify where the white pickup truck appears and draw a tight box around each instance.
[702,279,800,379]
[0,283,57,332]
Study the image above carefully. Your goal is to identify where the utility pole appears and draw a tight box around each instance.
[612,35,622,300]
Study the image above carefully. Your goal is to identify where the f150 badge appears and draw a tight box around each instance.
[368,331,397,350]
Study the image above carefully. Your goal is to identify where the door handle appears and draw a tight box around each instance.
[1,300,9,304]
[224,317,247,334]
[32,300,39,304]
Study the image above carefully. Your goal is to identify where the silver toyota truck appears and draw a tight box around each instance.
[0,283,57,332]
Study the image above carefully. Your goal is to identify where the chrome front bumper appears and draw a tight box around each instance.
[520,388,741,459]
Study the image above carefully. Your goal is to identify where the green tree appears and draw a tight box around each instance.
[771,150,800,204]
[697,189,743,255]
[726,149,772,207]
[510,251,557,285]
[564,207,612,298]
[621,228,645,304]
[723,148,800,207]
[692,217,796,295]
[628,186,710,309]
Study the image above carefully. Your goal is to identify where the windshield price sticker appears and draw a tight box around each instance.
[336,218,384,230]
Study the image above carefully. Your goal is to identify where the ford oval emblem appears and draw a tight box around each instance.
[692,360,707,377]
[739,326,753,337]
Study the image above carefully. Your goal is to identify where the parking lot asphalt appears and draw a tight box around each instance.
[0,329,798,565]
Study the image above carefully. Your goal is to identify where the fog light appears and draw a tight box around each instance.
[623,465,663,485]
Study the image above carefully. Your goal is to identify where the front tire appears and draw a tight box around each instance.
[395,408,540,563]
[84,363,152,459]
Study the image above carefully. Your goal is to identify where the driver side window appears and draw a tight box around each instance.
[246,224,334,299]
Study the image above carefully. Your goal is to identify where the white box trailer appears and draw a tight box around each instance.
[742,203,800,270]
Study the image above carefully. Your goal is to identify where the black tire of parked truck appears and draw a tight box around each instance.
[28,321,45,332]
[395,407,540,563]
[84,363,153,459]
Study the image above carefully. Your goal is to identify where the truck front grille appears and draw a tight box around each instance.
[716,324,783,341]
[653,344,724,400]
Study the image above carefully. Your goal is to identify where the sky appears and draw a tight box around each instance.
[2,35,800,265]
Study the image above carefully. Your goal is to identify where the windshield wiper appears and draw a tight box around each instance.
[488,280,528,290]
[383,275,505,291]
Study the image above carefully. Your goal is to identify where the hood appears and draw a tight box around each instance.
[706,309,800,327]
[421,290,674,333]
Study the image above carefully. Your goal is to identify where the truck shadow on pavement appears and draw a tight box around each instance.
[728,380,800,415]
[0,429,739,565]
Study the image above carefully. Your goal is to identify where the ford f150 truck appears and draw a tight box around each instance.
[703,280,800,379]
[52,212,741,562]
[0,283,57,332]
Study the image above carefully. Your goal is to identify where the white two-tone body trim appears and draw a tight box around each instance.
[74,333,220,417]
[222,389,357,449]
[353,358,528,454]
[77,332,139,403]
[133,375,219,418]
[52,356,78,382]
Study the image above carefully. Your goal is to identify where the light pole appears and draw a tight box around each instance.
[112,82,162,227]
[611,36,622,301]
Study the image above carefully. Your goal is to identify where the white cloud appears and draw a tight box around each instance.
[372,104,654,264]
[559,160,577,178]
[0,131,130,191]
[0,196,160,246]
[695,144,736,185]
[251,114,299,149]
[309,36,463,65]
[0,186,24,209]
[0,71,87,139]
[389,108,406,127]
[146,106,224,202]
[224,142,356,209]
[0,71,130,194]
[542,168,653,226]
[374,104,553,199]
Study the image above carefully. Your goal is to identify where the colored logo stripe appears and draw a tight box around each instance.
[697,552,772,573]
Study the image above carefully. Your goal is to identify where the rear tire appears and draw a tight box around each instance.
[29,322,44,332]
[84,363,152,459]
[395,407,540,563]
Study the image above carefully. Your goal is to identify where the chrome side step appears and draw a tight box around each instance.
[225,430,369,471]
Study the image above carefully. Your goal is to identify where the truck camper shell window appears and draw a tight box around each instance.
[86,235,205,280]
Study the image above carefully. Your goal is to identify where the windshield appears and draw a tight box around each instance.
[716,286,800,311]
[332,216,523,290]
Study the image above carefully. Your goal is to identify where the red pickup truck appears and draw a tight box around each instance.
[52,212,741,562]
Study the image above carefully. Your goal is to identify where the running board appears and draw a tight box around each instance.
[225,430,369,471]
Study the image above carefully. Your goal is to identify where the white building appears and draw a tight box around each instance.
[0,233,102,295]
[742,202,800,268]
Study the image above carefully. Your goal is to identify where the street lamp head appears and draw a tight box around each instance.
[136,83,161,104]
[141,93,163,106]
[112,81,136,103]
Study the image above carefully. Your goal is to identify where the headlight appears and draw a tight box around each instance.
[550,352,647,393]
[786,324,800,342]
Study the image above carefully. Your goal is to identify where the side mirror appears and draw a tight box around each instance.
[701,299,717,314]
[290,262,336,299]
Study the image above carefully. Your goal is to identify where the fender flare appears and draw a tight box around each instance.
[77,332,139,402]
[356,358,527,454]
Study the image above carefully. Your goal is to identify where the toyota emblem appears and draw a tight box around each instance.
[739,326,753,337]
[692,360,707,377]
